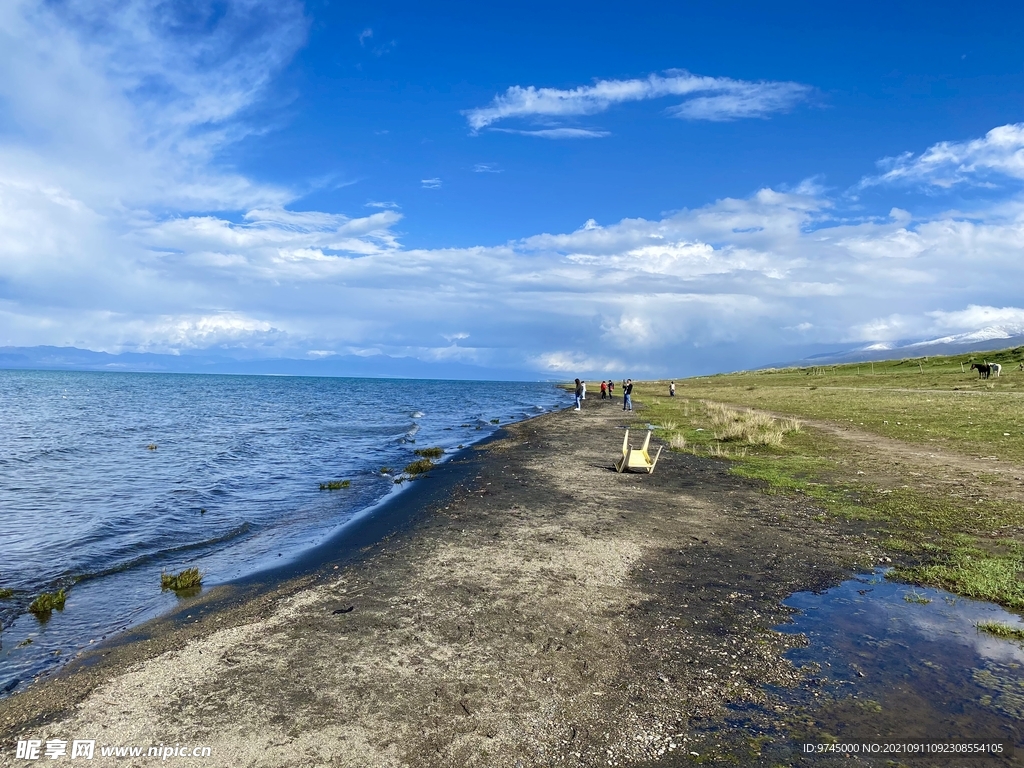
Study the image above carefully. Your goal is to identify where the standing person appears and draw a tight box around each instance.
[608,379,614,400]
[573,378,583,411]
[623,379,633,411]
[600,380,607,399]
[581,380,587,400]
[669,381,676,397]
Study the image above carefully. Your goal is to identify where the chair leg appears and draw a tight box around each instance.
[648,445,663,473]
[617,447,631,473]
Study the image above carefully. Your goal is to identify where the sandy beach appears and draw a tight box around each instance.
[0,398,878,767]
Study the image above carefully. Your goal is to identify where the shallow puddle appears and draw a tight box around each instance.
[773,570,1024,758]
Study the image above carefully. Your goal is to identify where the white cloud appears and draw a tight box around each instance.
[147,312,282,349]
[667,86,810,122]
[0,0,308,212]
[531,351,630,373]
[927,305,1024,331]
[472,163,502,173]
[860,123,1024,189]
[463,69,811,135]
[492,128,611,139]
[358,28,372,46]
[421,178,442,189]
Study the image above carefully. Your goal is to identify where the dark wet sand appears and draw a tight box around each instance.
[0,399,883,767]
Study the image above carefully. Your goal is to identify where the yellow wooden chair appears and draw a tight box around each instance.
[615,429,663,474]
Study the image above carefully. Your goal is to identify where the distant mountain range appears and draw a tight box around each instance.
[798,326,1024,365]
[6,329,1024,381]
[0,346,543,381]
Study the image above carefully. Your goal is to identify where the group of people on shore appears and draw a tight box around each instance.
[573,378,634,411]
[573,379,676,412]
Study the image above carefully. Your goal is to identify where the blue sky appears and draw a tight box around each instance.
[3,0,1024,376]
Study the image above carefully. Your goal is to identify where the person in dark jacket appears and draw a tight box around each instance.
[623,379,633,411]
[574,378,583,410]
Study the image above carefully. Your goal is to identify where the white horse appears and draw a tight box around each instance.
[990,363,1002,378]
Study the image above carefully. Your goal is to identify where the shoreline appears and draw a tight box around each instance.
[0,413,527,725]
[0,388,565,702]
[0,398,886,766]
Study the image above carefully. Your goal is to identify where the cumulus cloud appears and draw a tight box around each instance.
[860,123,1024,190]
[463,69,811,135]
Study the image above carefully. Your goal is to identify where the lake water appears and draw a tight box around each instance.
[768,571,1024,761]
[0,370,567,695]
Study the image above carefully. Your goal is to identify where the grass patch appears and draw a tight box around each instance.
[28,589,66,615]
[161,567,203,592]
[403,458,434,475]
[891,543,1024,608]
[490,418,500,424]
[977,621,1024,641]
[903,592,932,604]
[319,480,351,490]
[380,466,393,475]
[413,447,444,459]
[0,588,13,599]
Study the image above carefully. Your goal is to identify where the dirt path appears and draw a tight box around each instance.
[0,400,878,767]
[801,416,1024,478]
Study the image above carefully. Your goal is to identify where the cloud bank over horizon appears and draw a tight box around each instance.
[3,2,1024,377]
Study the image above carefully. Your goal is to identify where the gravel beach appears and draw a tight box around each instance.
[0,398,876,767]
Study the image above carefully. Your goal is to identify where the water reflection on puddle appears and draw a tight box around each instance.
[776,570,1024,748]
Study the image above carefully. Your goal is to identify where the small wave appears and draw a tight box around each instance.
[71,522,252,585]
[410,411,424,418]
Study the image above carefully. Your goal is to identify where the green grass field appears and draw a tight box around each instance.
[635,347,1024,609]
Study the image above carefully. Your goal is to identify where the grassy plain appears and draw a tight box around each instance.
[636,346,1024,609]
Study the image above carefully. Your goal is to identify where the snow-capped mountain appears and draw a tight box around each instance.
[802,326,1024,365]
